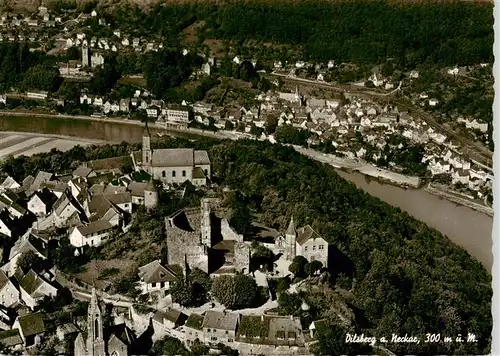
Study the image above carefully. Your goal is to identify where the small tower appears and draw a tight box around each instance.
[144,179,158,209]
[87,288,105,356]
[142,125,152,173]
[82,40,90,67]
[200,199,212,247]
[285,216,296,261]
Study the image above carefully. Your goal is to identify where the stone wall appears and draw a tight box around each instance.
[165,210,209,273]
[221,218,243,242]
[234,242,251,274]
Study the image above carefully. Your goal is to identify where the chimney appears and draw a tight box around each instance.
[310,328,314,339]
[261,315,264,322]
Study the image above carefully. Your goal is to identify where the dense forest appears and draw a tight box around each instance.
[208,139,491,355]
[106,0,493,67]
[0,137,491,355]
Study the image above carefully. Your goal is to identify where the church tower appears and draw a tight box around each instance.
[82,40,90,67]
[87,288,105,356]
[142,126,152,173]
[285,216,296,261]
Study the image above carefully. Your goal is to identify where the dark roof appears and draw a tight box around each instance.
[238,315,270,339]
[77,220,113,236]
[185,313,204,330]
[192,167,205,179]
[41,180,68,193]
[202,311,239,331]
[138,260,178,284]
[128,182,147,197]
[19,270,44,295]
[153,308,186,325]
[296,225,325,246]
[0,329,23,347]
[31,189,58,210]
[17,312,46,337]
[73,166,93,178]
[105,323,135,346]
[106,192,132,206]
[89,195,114,219]
[9,236,47,260]
[0,270,10,290]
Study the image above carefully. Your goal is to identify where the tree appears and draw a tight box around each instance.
[264,115,279,135]
[20,65,63,92]
[149,336,189,356]
[17,250,46,274]
[224,120,235,131]
[305,260,323,276]
[277,292,301,315]
[211,275,258,309]
[170,271,210,308]
[288,256,308,277]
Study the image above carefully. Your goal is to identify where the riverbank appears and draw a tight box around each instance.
[425,183,493,217]
[0,111,491,217]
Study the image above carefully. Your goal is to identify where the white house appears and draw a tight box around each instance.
[0,270,20,307]
[19,270,58,310]
[137,260,179,295]
[69,220,114,247]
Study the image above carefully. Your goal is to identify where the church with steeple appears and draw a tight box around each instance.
[74,288,136,356]
[130,124,211,187]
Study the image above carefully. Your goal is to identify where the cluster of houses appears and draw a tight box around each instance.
[0,127,334,354]
[0,6,60,44]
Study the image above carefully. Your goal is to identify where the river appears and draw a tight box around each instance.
[0,115,492,272]
[336,171,492,272]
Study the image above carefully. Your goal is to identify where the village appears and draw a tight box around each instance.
[0,128,343,355]
[0,4,493,206]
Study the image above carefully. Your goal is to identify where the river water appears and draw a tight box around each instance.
[0,115,493,271]
[336,171,492,272]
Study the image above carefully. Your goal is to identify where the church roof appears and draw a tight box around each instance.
[194,151,210,165]
[151,148,194,167]
[105,323,135,346]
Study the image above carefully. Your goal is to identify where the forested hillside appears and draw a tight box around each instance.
[208,139,491,355]
[107,0,493,67]
[0,133,491,355]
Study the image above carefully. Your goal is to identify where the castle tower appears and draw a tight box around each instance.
[142,127,152,173]
[144,179,158,209]
[200,199,212,247]
[82,40,90,67]
[285,216,296,261]
[87,288,105,356]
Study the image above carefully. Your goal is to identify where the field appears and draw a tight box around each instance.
[0,132,104,160]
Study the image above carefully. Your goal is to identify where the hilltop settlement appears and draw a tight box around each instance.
[0,128,339,355]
